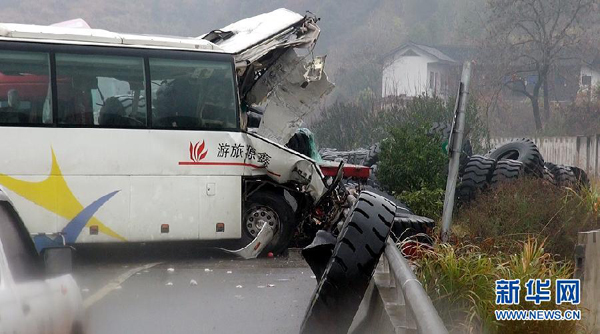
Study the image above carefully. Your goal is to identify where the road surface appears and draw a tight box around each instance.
[72,245,316,334]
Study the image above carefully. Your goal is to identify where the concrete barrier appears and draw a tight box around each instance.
[576,230,600,333]
[490,135,600,177]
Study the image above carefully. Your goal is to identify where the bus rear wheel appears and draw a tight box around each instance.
[243,190,295,256]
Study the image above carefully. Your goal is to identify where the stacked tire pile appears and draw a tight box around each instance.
[457,138,590,204]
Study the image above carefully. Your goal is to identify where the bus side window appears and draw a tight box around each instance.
[55,53,146,128]
[0,50,51,125]
[149,58,238,130]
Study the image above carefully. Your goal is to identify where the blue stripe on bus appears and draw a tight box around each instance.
[62,190,120,243]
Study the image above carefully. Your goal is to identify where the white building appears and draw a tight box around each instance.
[381,42,473,99]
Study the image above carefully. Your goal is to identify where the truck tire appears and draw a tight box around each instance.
[300,191,395,334]
[362,143,380,167]
[486,138,544,177]
[546,163,577,189]
[429,121,452,139]
[543,166,557,186]
[491,159,525,185]
[571,166,590,190]
[457,155,496,203]
[392,212,435,241]
[242,190,296,256]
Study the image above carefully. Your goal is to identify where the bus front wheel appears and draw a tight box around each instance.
[242,190,296,256]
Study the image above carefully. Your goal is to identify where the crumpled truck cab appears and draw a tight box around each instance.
[201,9,383,259]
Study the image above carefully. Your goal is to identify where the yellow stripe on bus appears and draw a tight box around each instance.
[0,149,125,241]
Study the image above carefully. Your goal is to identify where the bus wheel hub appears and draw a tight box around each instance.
[246,206,279,236]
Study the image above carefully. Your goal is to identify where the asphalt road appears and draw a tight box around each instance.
[72,245,316,334]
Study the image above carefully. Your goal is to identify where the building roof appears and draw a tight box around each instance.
[382,41,477,65]
[554,46,600,68]
[433,45,477,63]
[0,23,223,52]
[383,41,600,71]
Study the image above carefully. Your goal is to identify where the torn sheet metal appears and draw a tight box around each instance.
[220,224,274,259]
[250,49,334,145]
[50,19,91,29]
[244,132,326,201]
[201,8,318,65]
[202,9,333,146]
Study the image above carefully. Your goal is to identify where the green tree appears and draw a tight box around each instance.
[374,95,487,218]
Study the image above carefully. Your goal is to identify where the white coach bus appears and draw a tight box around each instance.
[0,23,327,256]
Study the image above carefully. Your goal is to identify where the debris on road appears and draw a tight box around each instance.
[204,268,213,273]
[167,268,175,273]
[236,285,243,289]
[190,280,198,286]
[165,282,173,286]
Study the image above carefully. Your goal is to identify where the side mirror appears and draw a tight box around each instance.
[42,247,73,277]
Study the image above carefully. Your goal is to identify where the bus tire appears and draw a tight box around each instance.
[242,190,295,256]
[300,191,395,334]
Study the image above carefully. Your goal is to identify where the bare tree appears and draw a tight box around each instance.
[483,0,598,131]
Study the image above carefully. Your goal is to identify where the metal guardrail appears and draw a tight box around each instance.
[383,239,449,334]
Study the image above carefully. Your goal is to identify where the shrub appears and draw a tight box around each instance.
[312,94,488,152]
[397,187,445,220]
[377,126,448,193]
[413,237,579,334]
[314,94,489,219]
[455,177,600,259]
[375,95,487,219]
[376,125,447,219]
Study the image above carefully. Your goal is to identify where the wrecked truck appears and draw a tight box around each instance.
[204,9,434,333]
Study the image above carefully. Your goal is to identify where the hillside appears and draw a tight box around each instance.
[0,0,484,99]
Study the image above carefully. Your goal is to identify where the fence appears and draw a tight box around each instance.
[490,135,600,177]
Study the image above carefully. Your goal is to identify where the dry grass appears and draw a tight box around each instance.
[454,177,600,259]
[404,178,600,333]
[412,238,581,334]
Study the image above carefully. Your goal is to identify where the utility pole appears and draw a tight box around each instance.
[441,61,472,242]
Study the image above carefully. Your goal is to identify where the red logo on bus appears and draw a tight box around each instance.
[189,141,208,162]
